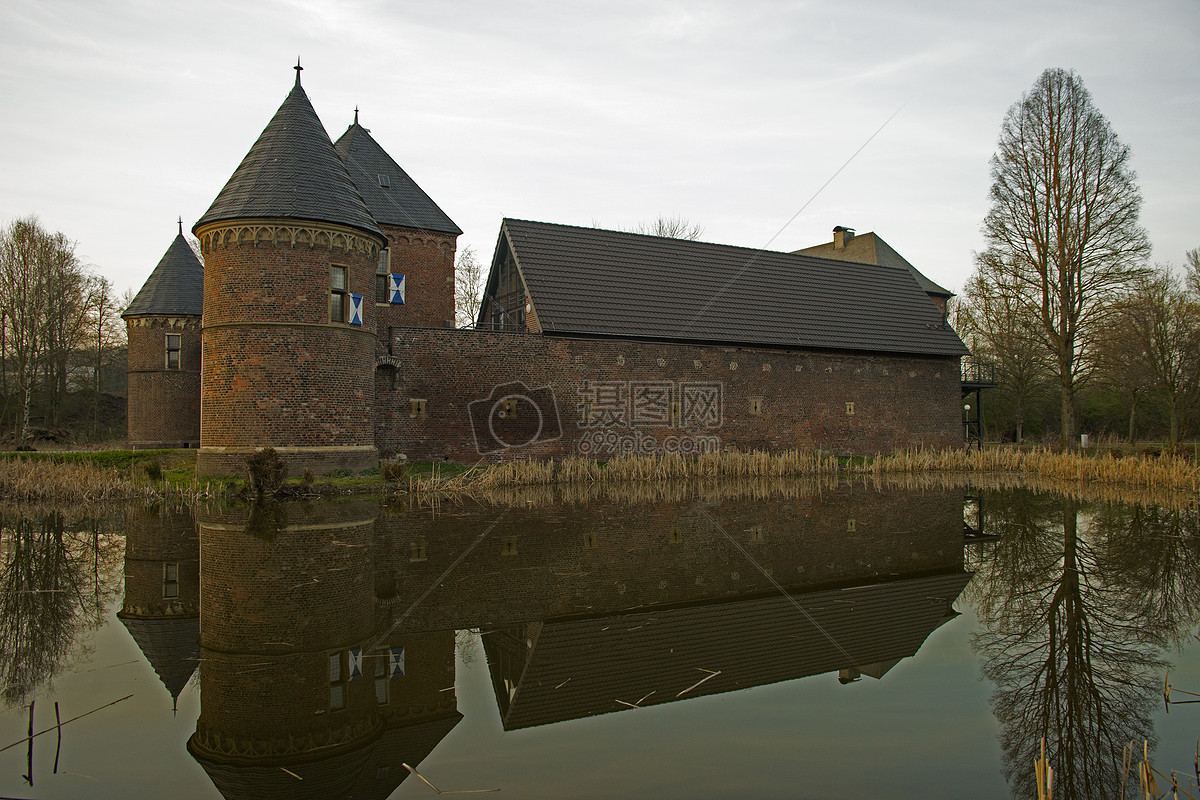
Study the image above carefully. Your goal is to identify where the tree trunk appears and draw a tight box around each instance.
[1060,378,1075,451]
[1127,395,1137,446]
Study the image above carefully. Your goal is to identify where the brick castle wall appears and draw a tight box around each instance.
[375,225,457,332]
[195,225,381,476]
[125,317,201,448]
[379,328,963,461]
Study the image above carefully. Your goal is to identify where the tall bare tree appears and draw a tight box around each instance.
[977,69,1150,449]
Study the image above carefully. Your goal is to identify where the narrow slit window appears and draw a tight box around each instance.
[165,334,181,369]
[376,249,390,303]
[330,265,348,322]
[163,563,179,598]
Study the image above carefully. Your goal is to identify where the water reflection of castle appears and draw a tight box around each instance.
[118,487,974,795]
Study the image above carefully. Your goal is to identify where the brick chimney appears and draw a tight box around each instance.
[833,225,855,250]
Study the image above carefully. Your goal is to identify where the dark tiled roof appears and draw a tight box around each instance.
[333,123,461,235]
[793,232,953,298]
[117,615,199,701]
[500,220,968,357]
[122,231,203,317]
[487,571,972,731]
[194,76,382,239]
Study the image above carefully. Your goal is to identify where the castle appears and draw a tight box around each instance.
[124,67,970,476]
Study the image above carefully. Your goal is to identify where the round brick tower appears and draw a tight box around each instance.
[122,224,203,448]
[193,66,386,477]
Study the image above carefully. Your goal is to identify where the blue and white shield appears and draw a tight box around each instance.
[389,273,405,305]
[389,647,406,678]
[349,648,364,680]
[348,292,364,325]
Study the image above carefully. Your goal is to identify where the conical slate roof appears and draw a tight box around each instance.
[333,120,461,235]
[118,616,200,703]
[122,228,204,317]
[194,70,382,239]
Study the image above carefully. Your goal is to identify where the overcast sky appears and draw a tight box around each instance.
[1,0,1197,301]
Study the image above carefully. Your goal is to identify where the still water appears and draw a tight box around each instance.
[0,484,1197,799]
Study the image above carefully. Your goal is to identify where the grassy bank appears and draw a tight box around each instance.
[410,447,1199,505]
[0,446,1194,505]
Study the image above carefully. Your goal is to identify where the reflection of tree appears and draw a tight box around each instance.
[0,512,123,706]
[970,492,1166,799]
[1093,504,1200,650]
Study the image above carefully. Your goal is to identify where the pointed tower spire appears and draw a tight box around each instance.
[294,56,303,86]
[194,69,381,237]
[353,106,359,126]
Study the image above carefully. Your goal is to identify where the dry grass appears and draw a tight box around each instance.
[402,447,1199,510]
[0,458,227,503]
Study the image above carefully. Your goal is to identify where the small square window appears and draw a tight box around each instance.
[410,399,427,419]
[845,402,855,416]
[749,397,763,416]
[378,174,391,188]
[166,334,181,370]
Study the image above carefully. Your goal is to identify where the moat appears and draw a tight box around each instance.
[1,484,1197,798]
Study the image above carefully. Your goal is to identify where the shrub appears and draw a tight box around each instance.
[143,460,163,481]
[246,447,288,496]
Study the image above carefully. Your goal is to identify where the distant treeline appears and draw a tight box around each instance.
[0,216,128,446]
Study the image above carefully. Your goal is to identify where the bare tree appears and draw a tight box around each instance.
[626,216,704,240]
[1101,268,1200,449]
[1186,247,1200,298]
[453,245,484,328]
[977,69,1150,449]
[959,263,1053,443]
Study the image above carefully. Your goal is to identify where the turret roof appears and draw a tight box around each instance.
[333,121,461,235]
[122,228,203,317]
[194,70,382,240]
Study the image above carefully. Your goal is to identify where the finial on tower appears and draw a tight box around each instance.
[177,216,183,235]
[294,57,303,86]
[354,106,359,125]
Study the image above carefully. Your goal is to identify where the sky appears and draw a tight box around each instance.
[1,0,1197,301]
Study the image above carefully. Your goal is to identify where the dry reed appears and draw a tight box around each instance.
[402,446,1199,510]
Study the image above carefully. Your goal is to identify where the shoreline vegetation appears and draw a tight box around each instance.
[0,445,1195,508]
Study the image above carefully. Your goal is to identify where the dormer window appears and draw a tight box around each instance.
[378,174,391,189]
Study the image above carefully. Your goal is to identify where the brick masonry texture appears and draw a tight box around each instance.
[125,317,201,448]
[373,486,967,633]
[196,230,379,476]
[191,501,456,765]
[379,328,963,462]
[120,505,199,618]
[375,225,457,331]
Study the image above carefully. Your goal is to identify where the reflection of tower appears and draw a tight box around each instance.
[117,505,200,713]
[190,501,458,799]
